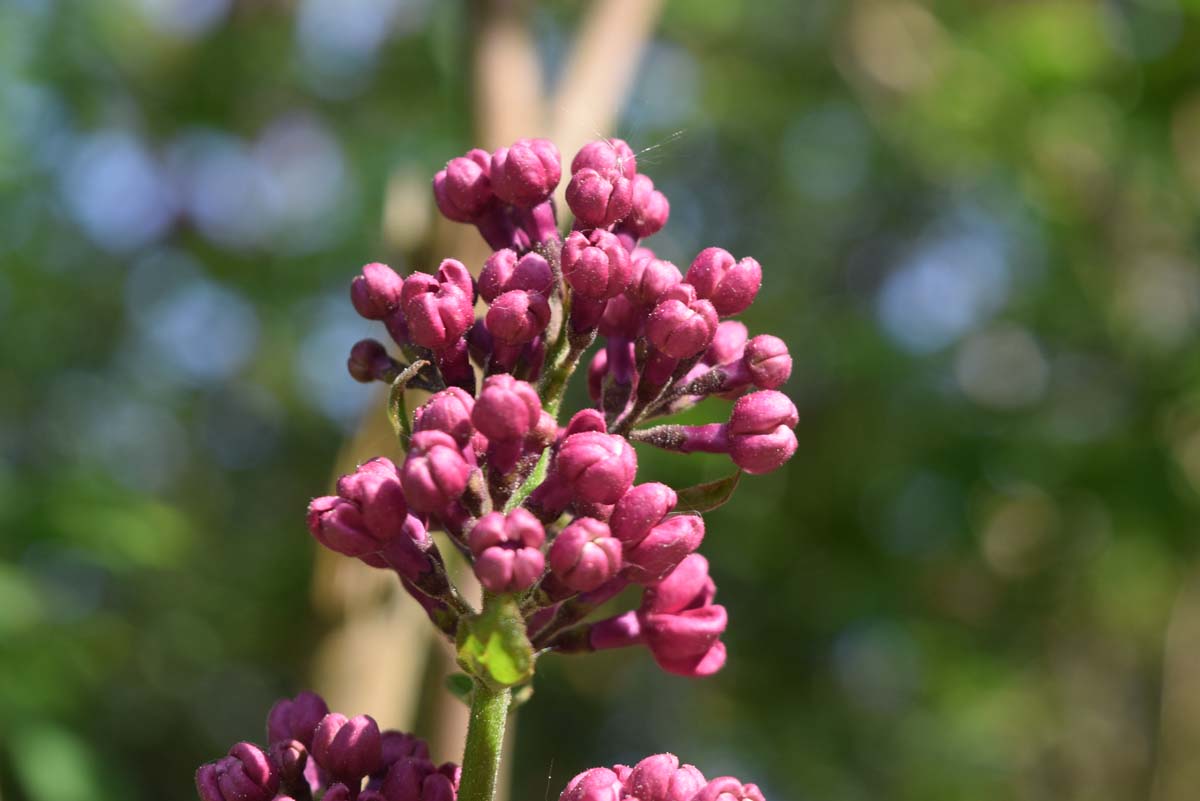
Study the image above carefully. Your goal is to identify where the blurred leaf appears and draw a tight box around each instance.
[674,471,742,513]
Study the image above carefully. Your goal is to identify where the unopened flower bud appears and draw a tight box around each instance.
[623,514,705,584]
[685,248,762,317]
[413,388,476,448]
[705,321,748,367]
[307,458,410,561]
[268,739,308,795]
[401,269,474,351]
[627,754,707,801]
[560,767,623,801]
[557,431,637,504]
[636,554,727,676]
[351,262,405,320]
[562,229,633,300]
[382,758,461,801]
[621,174,670,239]
[743,335,791,389]
[727,390,798,475]
[468,508,546,593]
[312,713,383,783]
[562,408,608,439]
[610,483,677,545]
[646,285,719,359]
[433,149,493,223]
[693,777,766,801]
[472,375,543,442]
[486,290,551,345]
[571,138,637,181]
[598,294,643,339]
[625,252,682,307]
[479,250,554,303]
[401,431,471,516]
[196,742,280,801]
[348,339,396,383]
[380,731,431,767]
[491,139,561,207]
[267,691,329,747]
[549,518,622,592]
[566,167,633,229]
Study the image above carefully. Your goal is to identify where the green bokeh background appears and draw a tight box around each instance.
[4,1,1200,799]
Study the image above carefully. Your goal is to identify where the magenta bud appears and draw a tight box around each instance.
[380,731,431,768]
[491,138,562,207]
[706,321,748,366]
[587,348,608,404]
[562,408,608,439]
[401,269,475,351]
[322,784,354,801]
[685,248,762,317]
[468,508,546,593]
[196,742,280,801]
[560,767,624,801]
[566,167,633,229]
[479,250,554,303]
[486,290,551,345]
[383,758,461,801]
[644,553,716,614]
[646,287,719,359]
[307,458,410,560]
[437,258,475,300]
[625,252,682,307]
[693,777,766,801]
[557,431,638,504]
[267,691,330,747]
[312,713,383,782]
[627,754,707,801]
[348,338,396,383]
[413,387,476,448]
[598,294,644,339]
[351,262,405,320]
[401,431,472,515]
[562,229,633,300]
[743,335,791,389]
[571,138,637,181]
[610,483,677,546]
[433,149,493,223]
[727,390,798,475]
[472,374,543,442]
[623,514,705,583]
[637,554,729,675]
[268,739,308,793]
[549,518,622,592]
[621,174,670,239]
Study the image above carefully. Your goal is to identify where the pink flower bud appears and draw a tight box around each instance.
[693,777,766,801]
[646,285,719,359]
[196,742,280,801]
[401,269,474,351]
[351,262,405,320]
[307,458,410,560]
[566,167,633,229]
[562,408,608,438]
[588,348,607,404]
[562,229,633,300]
[560,767,624,801]
[685,248,762,317]
[382,758,461,801]
[486,290,551,346]
[623,514,705,584]
[472,375,543,442]
[433,149,493,223]
[491,138,561,207]
[621,174,670,239]
[267,691,329,747]
[323,785,355,801]
[644,553,716,615]
[268,739,308,794]
[598,294,643,339]
[468,508,546,593]
[625,252,682,307]
[743,335,791,389]
[727,390,798,475]
[413,388,476,449]
[436,258,475,300]
[705,321,748,367]
[380,731,431,767]
[610,483,677,546]
[571,138,637,181]
[348,338,396,383]
[627,754,707,801]
[312,713,383,783]
[479,250,554,303]
[549,518,622,592]
[637,554,726,676]
[401,431,472,516]
[557,431,637,504]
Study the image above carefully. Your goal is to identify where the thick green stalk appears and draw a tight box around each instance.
[457,680,512,801]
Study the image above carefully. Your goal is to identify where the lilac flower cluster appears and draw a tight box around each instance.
[196,691,459,801]
[199,136,788,801]
[561,754,763,801]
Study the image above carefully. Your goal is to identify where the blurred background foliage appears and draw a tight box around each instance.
[3,0,1200,799]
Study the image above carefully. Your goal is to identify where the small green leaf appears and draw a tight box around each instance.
[456,596,536,689]
[674,471,742,514]
[445,672,475,705]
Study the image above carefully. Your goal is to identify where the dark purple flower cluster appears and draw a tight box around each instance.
[560,754,763,801]
[196,691,459,801]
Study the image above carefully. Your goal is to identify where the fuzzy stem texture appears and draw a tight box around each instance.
[457,679,512,801]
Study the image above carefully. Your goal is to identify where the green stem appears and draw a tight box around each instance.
[457,680,512,801]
